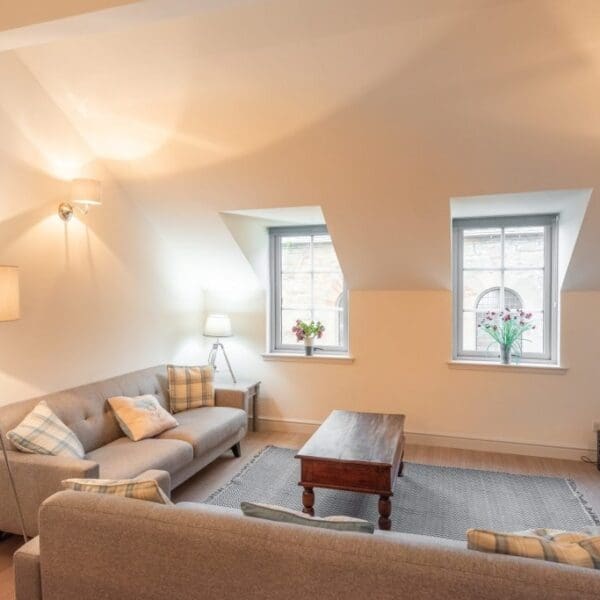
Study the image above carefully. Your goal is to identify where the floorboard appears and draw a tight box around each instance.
[2,432,599,599]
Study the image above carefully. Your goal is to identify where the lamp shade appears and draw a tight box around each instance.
[72,178,102,206]
[204,314,232,338]
[0,266,20,322]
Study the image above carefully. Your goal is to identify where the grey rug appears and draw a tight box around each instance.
[205,446,600,540]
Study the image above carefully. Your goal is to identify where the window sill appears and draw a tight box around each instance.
[447,360,568,374]
[262,352,355,364]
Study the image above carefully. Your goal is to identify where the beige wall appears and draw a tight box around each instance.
[201,289,599,456]
[0,52,201,405]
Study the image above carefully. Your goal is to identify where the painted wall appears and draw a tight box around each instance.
[0,52,201,405]
[200,289,599,456]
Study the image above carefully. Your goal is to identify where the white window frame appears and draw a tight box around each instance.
[452,214,559,364]
[269,225,349,354]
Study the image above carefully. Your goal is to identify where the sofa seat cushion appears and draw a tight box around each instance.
[86,437,193,480]
[158,407,247,458]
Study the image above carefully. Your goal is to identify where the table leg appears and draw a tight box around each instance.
[378,495,391,530]
[398,451,405,477]
[302,487,315,516]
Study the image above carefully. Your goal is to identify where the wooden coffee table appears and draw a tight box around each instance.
[295,410,405,530]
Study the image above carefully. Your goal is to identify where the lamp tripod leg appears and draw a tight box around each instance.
[220,344,237,384]
[0,432,28,543]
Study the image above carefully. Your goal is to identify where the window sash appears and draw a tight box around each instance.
[452,214,558,363]
[269,225,349,354]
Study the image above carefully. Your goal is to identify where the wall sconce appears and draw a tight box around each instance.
[58,178,102,222]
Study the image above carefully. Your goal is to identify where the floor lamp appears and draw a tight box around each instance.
[204,314,237,383]
[0,266,28,542]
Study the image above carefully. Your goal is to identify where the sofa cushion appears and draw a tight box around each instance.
[86,437,193,479]
[108,395,178,441]
[467,528,600,570]
[62,477,172,505]
[7,401,85,459]
[241,502,375,533]
[158,406,247,458]
[167,365,215,413]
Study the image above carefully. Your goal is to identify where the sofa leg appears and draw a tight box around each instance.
[231,442,241,458]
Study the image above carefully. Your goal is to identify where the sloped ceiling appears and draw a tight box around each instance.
[3,0,600,290]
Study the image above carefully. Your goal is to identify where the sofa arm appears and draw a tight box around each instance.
[214,388,249,411]
[0,450,99,537]
[14,536,41,600]
[134,469,171,498]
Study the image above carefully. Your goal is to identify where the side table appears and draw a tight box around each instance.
[214,380,261,432]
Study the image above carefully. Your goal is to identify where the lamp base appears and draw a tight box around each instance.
[208,341,237,383]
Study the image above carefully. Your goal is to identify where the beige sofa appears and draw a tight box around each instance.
[13,485,600,600]
[0,365,248,537]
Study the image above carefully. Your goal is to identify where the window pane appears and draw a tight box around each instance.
[313,272,344,309]
[281,273,311,308]
[281,236,311,272]
[313,309,343,347]
[312,235,341,272]
[462,311,477,351]
[504,226,545,268]
[463,228,502,269]
[281,309,311,345]
[475,311,500,353]
[462,270,502,309]
[504,269,544,311]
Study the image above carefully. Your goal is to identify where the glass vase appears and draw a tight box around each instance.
[500,344,512,365]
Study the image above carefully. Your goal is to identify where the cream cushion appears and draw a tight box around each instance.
[108,395,178,442]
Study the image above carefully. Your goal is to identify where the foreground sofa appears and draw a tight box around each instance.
[0,365,247,537]
[13,488,600,600]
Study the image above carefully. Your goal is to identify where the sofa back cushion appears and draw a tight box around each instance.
[0,366,169,453]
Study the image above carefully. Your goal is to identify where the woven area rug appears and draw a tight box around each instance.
[204,446,600,540]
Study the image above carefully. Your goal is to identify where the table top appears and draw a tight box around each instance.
[296,410,405,467]
[213,379,261,391]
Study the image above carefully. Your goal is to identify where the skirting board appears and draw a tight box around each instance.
[252,417,594,461]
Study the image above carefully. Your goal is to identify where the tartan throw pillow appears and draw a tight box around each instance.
[108,394,178,441]
[241,502,375,534]
[167,365,215,414]
[7,400,84,459]
[62,478,172,505]
[467,528,600,570]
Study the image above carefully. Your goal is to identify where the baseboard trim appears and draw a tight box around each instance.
[254,417,594,461]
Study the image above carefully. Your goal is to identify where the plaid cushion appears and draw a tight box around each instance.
[468,528,600,570]
[62,478,172,505]
[167,364,214,414]
[7,400,84,459]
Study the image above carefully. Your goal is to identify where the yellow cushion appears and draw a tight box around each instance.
[467,527,600,570]
[62,477,172,505]
[108,395,178,442]
[167,365,215,414]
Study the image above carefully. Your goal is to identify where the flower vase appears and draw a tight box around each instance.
[304,337,314,356]
[500,344,512,365]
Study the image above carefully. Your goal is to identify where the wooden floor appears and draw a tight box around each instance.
[1,431,599,599]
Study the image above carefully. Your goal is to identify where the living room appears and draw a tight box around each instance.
[1,1,600,599]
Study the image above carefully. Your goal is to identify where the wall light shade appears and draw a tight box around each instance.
[59,178,102,221]
[0,266,20,322]
[204,314,232,338]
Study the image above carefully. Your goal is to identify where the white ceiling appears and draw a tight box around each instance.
[2,0,600,290]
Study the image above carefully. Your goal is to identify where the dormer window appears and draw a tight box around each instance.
[269,226,348,354]
[452,215,558,363]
